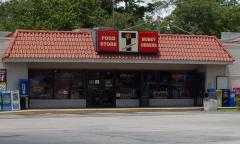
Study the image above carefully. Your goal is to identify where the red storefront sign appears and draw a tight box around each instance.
[138,31,158,53]
[97,30,159,53]
[97,30,118,52]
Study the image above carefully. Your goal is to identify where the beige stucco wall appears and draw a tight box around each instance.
[224,44,240,88]
[205,64,227,91]
[5,62,28,90]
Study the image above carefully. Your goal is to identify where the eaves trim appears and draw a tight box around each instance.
[3,58,231,65]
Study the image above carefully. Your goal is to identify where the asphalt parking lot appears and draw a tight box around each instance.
[0,112,240,144]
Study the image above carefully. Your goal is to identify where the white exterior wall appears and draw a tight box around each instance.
[205,65,227,91]
[5,63,28,90]
[224,44,240,88]
[221,32,240,89]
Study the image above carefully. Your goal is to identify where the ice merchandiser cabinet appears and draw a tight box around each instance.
[222,89,230,107]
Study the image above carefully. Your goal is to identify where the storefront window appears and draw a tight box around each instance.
[150,72,193,99]
[143,72,156,96]
[70,72,84,99]
[87,71,101,90]
[171,72,193,99]
[104,72,114,88]
[30,70,84,99]
[29,70,54,99]
[115,72,139,99]
[54,71,84,99]
[29,70,194,101]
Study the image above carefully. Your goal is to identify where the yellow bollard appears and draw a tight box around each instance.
[216,89,222,107]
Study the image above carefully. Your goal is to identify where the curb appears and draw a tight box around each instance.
[218,107,240,112]
[0,107,203,115]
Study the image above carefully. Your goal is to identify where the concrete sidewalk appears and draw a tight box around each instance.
[0,107,203,115]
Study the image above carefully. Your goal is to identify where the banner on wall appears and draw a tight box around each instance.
[97,30,158,53]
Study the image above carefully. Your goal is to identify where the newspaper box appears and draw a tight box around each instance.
[11,90,20,111]
[2,91,12,111]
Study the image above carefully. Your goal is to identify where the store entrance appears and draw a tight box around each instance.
[87,71,115,107]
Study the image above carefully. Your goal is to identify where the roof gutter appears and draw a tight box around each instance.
[3,58,232,65]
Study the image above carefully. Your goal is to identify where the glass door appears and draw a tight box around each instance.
[87,71,115,107]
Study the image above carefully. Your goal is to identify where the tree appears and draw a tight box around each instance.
[0,0,106,31]
[160,0,240,37]
[98,0,157,30]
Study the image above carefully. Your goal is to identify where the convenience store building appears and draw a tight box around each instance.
[1,29,234,108]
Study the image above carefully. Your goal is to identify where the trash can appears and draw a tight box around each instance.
[204,98,218,111]
[229,92,235,107]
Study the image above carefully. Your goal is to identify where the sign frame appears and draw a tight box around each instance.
[96,30,159,54]
[97,30,119,53]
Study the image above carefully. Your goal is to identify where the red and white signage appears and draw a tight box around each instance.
[138,31,158,53]
[97,30,118,52]
[97,30,158,53]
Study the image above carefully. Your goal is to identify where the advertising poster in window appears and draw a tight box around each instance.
[0,69,6,91]
[119,31,138,52]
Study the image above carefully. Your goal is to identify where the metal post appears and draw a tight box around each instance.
[157,16,161,33]
[112,0,115,29]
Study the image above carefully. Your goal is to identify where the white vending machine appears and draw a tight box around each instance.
[11,90,20,111]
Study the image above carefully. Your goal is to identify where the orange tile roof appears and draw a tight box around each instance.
[4,30,234,63]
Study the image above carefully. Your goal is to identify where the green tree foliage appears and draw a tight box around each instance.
[1,0,239,37]
[0,0,106,31]
[0,0,160,31]
[160,0,240,37]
